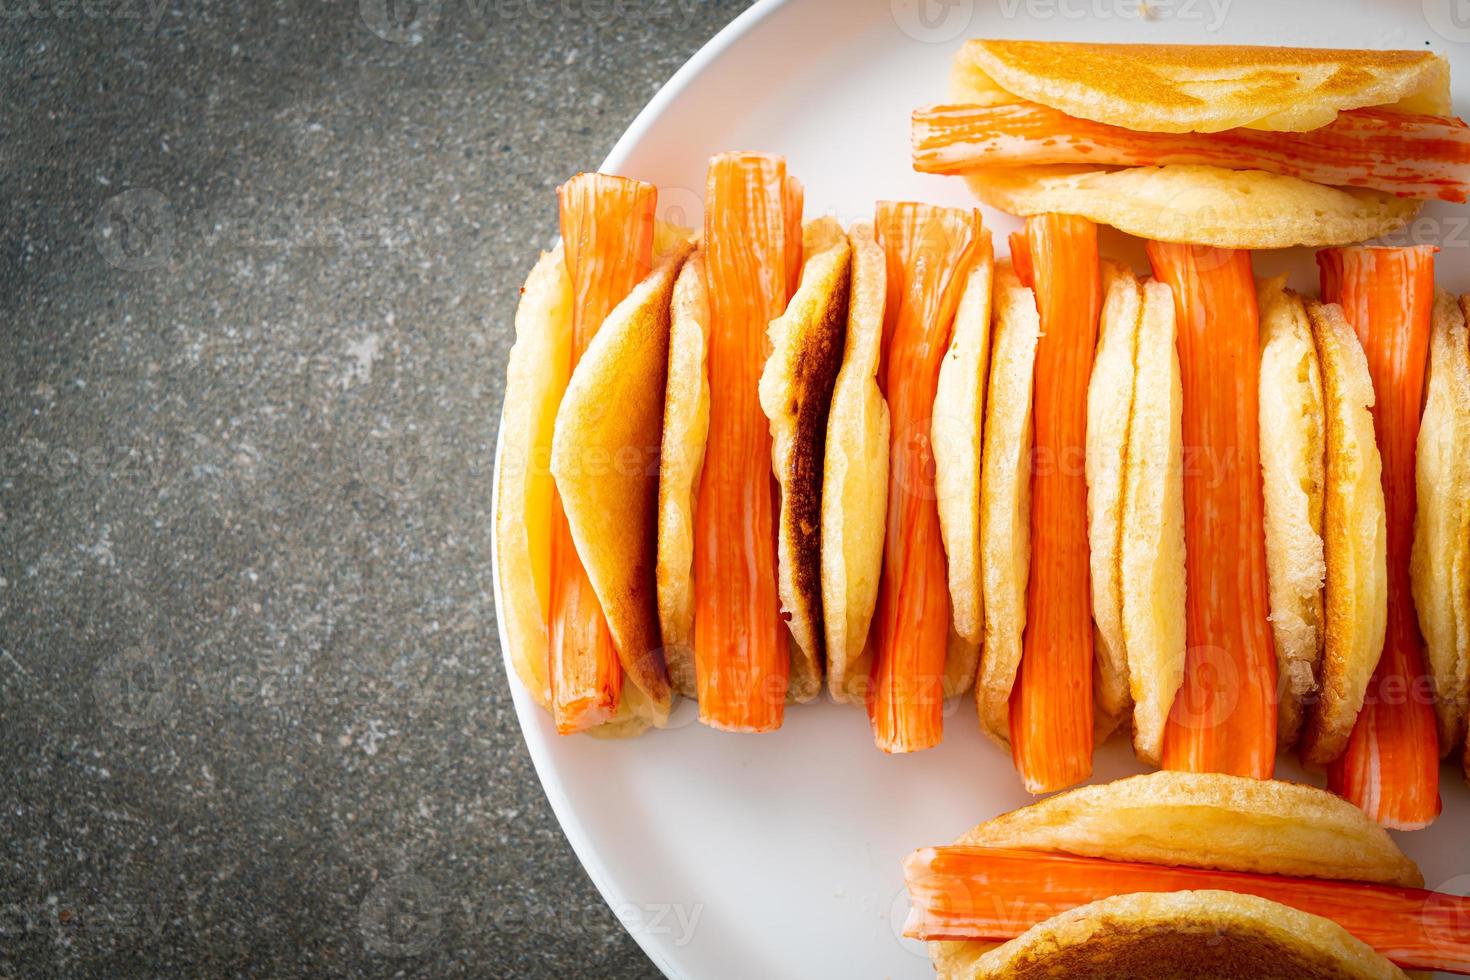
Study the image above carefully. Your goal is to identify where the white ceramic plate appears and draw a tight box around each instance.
[495,1,1470,976]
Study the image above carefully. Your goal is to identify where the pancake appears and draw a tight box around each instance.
[821,223,889,703]
[655,249,711,699]
[1298,300,1387,766]
[552,240,696,725]
[760,217,851,702]
[1257,277,1327,749]
[1411,291,1470,754]
[975,265,1039,745]
[1118,276,1186,766]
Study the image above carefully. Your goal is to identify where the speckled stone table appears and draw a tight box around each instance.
[1,2,750,976]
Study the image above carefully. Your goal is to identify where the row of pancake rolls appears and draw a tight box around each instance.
[498,40,1470,831]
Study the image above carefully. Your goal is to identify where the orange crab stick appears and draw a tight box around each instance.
[1009,215,1100,793]
[548,173,656,733]
[913,102,1470,202]
[1148,243,1277,778]
[547,173,655,733]
[1321,246,1441,830]
[693,153,800,732]
[903,846,1470,974]
[868,202,982,752]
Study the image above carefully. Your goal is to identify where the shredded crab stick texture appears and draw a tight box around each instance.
[547,173,656,733]
[693,153,801,732]
[1007,216,1100,793]
[1321,246,1441,829]
[868,202,982,752]
[912,103,1470,202]
[903,846,1470,974]
[1147,243,1277,778]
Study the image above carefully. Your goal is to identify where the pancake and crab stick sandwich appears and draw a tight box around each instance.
[998,216,1103,790]
[1411,291,1470,763]
[677,151,804,731]
[980,248,1186,778]
[1083,261,1186,766]
[904,771,1470,979]
[1145,242,1278,779]
[759,216,854,703]
[817,222,889,705]
[497,173,689,737]
[1322,245,1442,829]
[867,202,988,752]
[914,41,1468,250]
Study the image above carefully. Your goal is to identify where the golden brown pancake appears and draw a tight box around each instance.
[655,249,710,699]
[933,233,994,655]
[1257,278,1327,750]
[1086,261,1139,741]
[821,223,889,704]
[552,240,696,726]
[975,265,1038,745]
[497,246,573,711]
[760,217,851,702]
[968,891,1406,980]
[1118,276,1186,766]
[955,40,1449,133]
[1411,291,1470,754]
[1299,300,1387,766]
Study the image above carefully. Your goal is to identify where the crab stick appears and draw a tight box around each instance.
[1321,246,1441,830]
[693,153,800,732]
[868,202,983,752]
[548,173,656,733]
[1147,243,1277,778]
[913,102,1470,202]
[1008,214,1100,792]
[903,846,1470,974]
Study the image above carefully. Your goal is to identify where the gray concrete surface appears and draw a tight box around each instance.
[0,1,751,975]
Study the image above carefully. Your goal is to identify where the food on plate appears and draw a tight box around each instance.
[760,217,851,702]
[655,248,710,698]
[502,38,1470,836]
[499,245,571,714]
[546,174,655,734]
[914,102,1470,200]
[974,265,1037,746]
[499,174,685,738]
[1083,261,1139,742]
[1101,266,1186,766]
[868,202,986,752]
[1298,300,1387,766]
[916,41,1464,248]
[932,237,993,664]
[1147,243,1277,779]
[819,223,889,704]
[692,152,803,732]
[1256,278,1327,749]
[1411,291,1470,755]
[1005,215,1101,791]
[1322,246,1441,829]
[904,771,1470,978]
